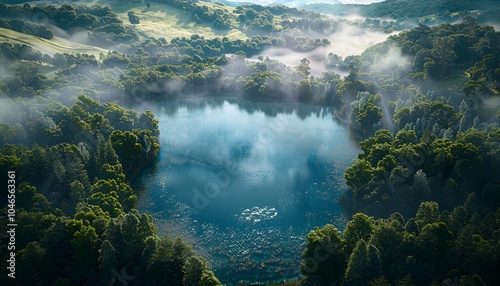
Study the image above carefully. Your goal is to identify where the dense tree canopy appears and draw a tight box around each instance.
[302,199,500,285]
[0,96,219,285]
[0,1,499,285]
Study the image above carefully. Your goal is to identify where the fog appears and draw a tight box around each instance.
[326,23,395,57]
[249,46,330,76]
[251,23,395,76]
[0,64,12,79]
[0,98,13,123]
[0,97,60,145]
[47,23,92,46]
[369,46,410,73]
[490,22,500,31]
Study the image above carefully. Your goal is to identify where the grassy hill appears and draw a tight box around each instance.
[0,0,329,62]
[0,0,255,57]
[0,27,109,57]
[108,1,249,41]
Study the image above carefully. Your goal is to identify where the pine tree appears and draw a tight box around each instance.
[301,224,346,285]
[71,224,99,270]
[345,240,382,286]
[98,240,118,281]
[344,213,374,253]
[183,256,205,286]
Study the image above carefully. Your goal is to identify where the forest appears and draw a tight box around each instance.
[0,0,499,285]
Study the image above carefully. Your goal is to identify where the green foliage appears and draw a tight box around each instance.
[17,242,50,284]
[110,130,143,170]
[0,18,54,39]
[344,125,500,218]
[344,213,375,252]
[98,240,117,282]
[301,224,346,285]
[356,101,383,136]
[71,224,99,270]
[1,3,499,285]
[344,240,382,286]
[0,3,137,47]
[302,197,500,285]
[0,88,217,284]
[300,12,500,286]
[312,0,500,23]
[415,201,440,227]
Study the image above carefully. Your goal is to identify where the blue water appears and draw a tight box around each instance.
[134,98,359,284]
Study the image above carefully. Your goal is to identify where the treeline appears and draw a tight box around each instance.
[348,0,500,21]
[150,0,334,34]
[148,0,235,31]
[301,198,500,285]
[238,4,319,19]
[233,4,334,34]
[115,47,337,104]
[1,2,499,284]
[0,18,54,39]
[340,18,499,138]
[0,3,138,47]
[0,33,332,104]
[0,44,99,97]
[190,4,232,30]
[0,3,229,283]
[299,15,500,286]
[113,34,333,103]
[306,0,500,25]
[147,0,234,30]
[0,95,221,285]
[304,0,500,33]
[344,127,499,218]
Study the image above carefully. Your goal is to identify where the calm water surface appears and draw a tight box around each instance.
[135,98,360,284]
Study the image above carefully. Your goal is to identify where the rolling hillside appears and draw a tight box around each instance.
[108,1,249,41]
[0,27,109,57]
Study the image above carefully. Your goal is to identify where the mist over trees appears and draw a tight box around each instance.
[0,0,499,285]
[301,197,500,285]
[0,95,221,285]
[300,13,500,286]
[0,3,139,47]
[304,0,500,29]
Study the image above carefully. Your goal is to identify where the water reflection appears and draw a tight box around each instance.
[154,97,339,120]
[135,98,359,284]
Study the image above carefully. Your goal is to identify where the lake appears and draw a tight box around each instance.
[134,98,360,284]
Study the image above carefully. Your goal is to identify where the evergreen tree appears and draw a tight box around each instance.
[98,240,118,282]
[344,213,375,253]
[301,224,347,285]
[345,240,382,285]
